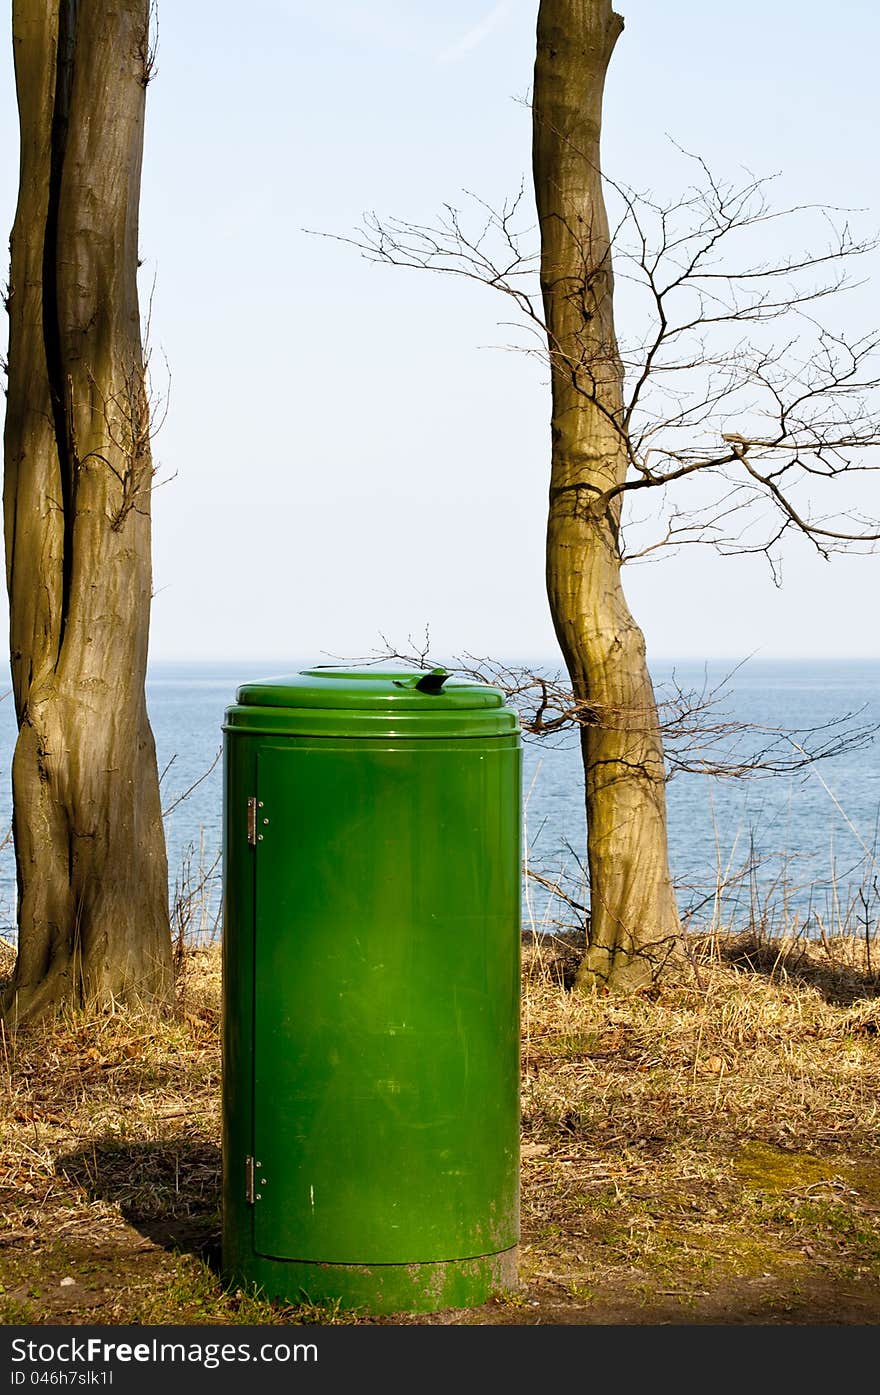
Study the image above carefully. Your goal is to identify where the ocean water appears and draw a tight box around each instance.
[0,658,877,941]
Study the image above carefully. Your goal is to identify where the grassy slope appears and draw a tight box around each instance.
[1,933,879,1326]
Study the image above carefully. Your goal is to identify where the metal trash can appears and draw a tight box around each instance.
[221,666,522,1315]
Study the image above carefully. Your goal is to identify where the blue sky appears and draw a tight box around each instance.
[1,1,879,662]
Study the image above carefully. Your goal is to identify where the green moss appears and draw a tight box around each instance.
[650,1223,796,1280]
[733,1141,841,1192]
[565,1281,594,1302]
[798,1202,880,1270]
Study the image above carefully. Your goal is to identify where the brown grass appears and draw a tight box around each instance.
[1,929,879,1325]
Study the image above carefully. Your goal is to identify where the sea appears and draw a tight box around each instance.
[0,658,878,944]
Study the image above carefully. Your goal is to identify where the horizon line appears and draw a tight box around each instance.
[145,653,880,666]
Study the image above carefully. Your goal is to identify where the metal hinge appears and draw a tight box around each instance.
[247,797,257,846]
[245,1154,255,1204]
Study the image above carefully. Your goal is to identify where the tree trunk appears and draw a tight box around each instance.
[2,0,171,1021]
[533,0,680,990]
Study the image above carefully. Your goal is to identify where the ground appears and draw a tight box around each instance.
[1,932,879,1326]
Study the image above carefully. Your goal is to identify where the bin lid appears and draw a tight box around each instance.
[224,667,520,738]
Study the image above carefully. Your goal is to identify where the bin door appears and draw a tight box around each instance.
[251,741,519,1265]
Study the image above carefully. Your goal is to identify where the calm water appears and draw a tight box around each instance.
[0,659,878,940]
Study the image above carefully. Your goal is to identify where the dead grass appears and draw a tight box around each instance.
[515,928,880,1323]
[1,929,879,1325]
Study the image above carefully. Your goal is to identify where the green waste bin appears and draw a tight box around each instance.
[221,666,522,1315]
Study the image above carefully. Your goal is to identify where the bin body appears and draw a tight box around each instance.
[221,669,521,1314]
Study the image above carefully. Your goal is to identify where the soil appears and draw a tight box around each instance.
[2,1138,879,1327]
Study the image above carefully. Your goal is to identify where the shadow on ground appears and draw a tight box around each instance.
[717,933,880,1007]
[521,929,584,990]
[56,1140,222,1268]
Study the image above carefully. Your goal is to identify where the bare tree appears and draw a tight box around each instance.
[324,0,880,991]
[2,0,172,1020]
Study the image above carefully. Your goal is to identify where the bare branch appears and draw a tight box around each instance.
[321,146,880,563]
[359,639,878,784]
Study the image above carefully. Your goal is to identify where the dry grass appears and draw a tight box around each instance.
[0,941,234,1324]
[523,929,880,1151]
[1,928,879,1325]
[516,929,880,1323]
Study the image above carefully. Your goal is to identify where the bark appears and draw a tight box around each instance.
[2,0,171,1021]
[533,0,681,990]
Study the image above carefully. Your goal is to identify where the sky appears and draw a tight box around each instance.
[1,0,879,665]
